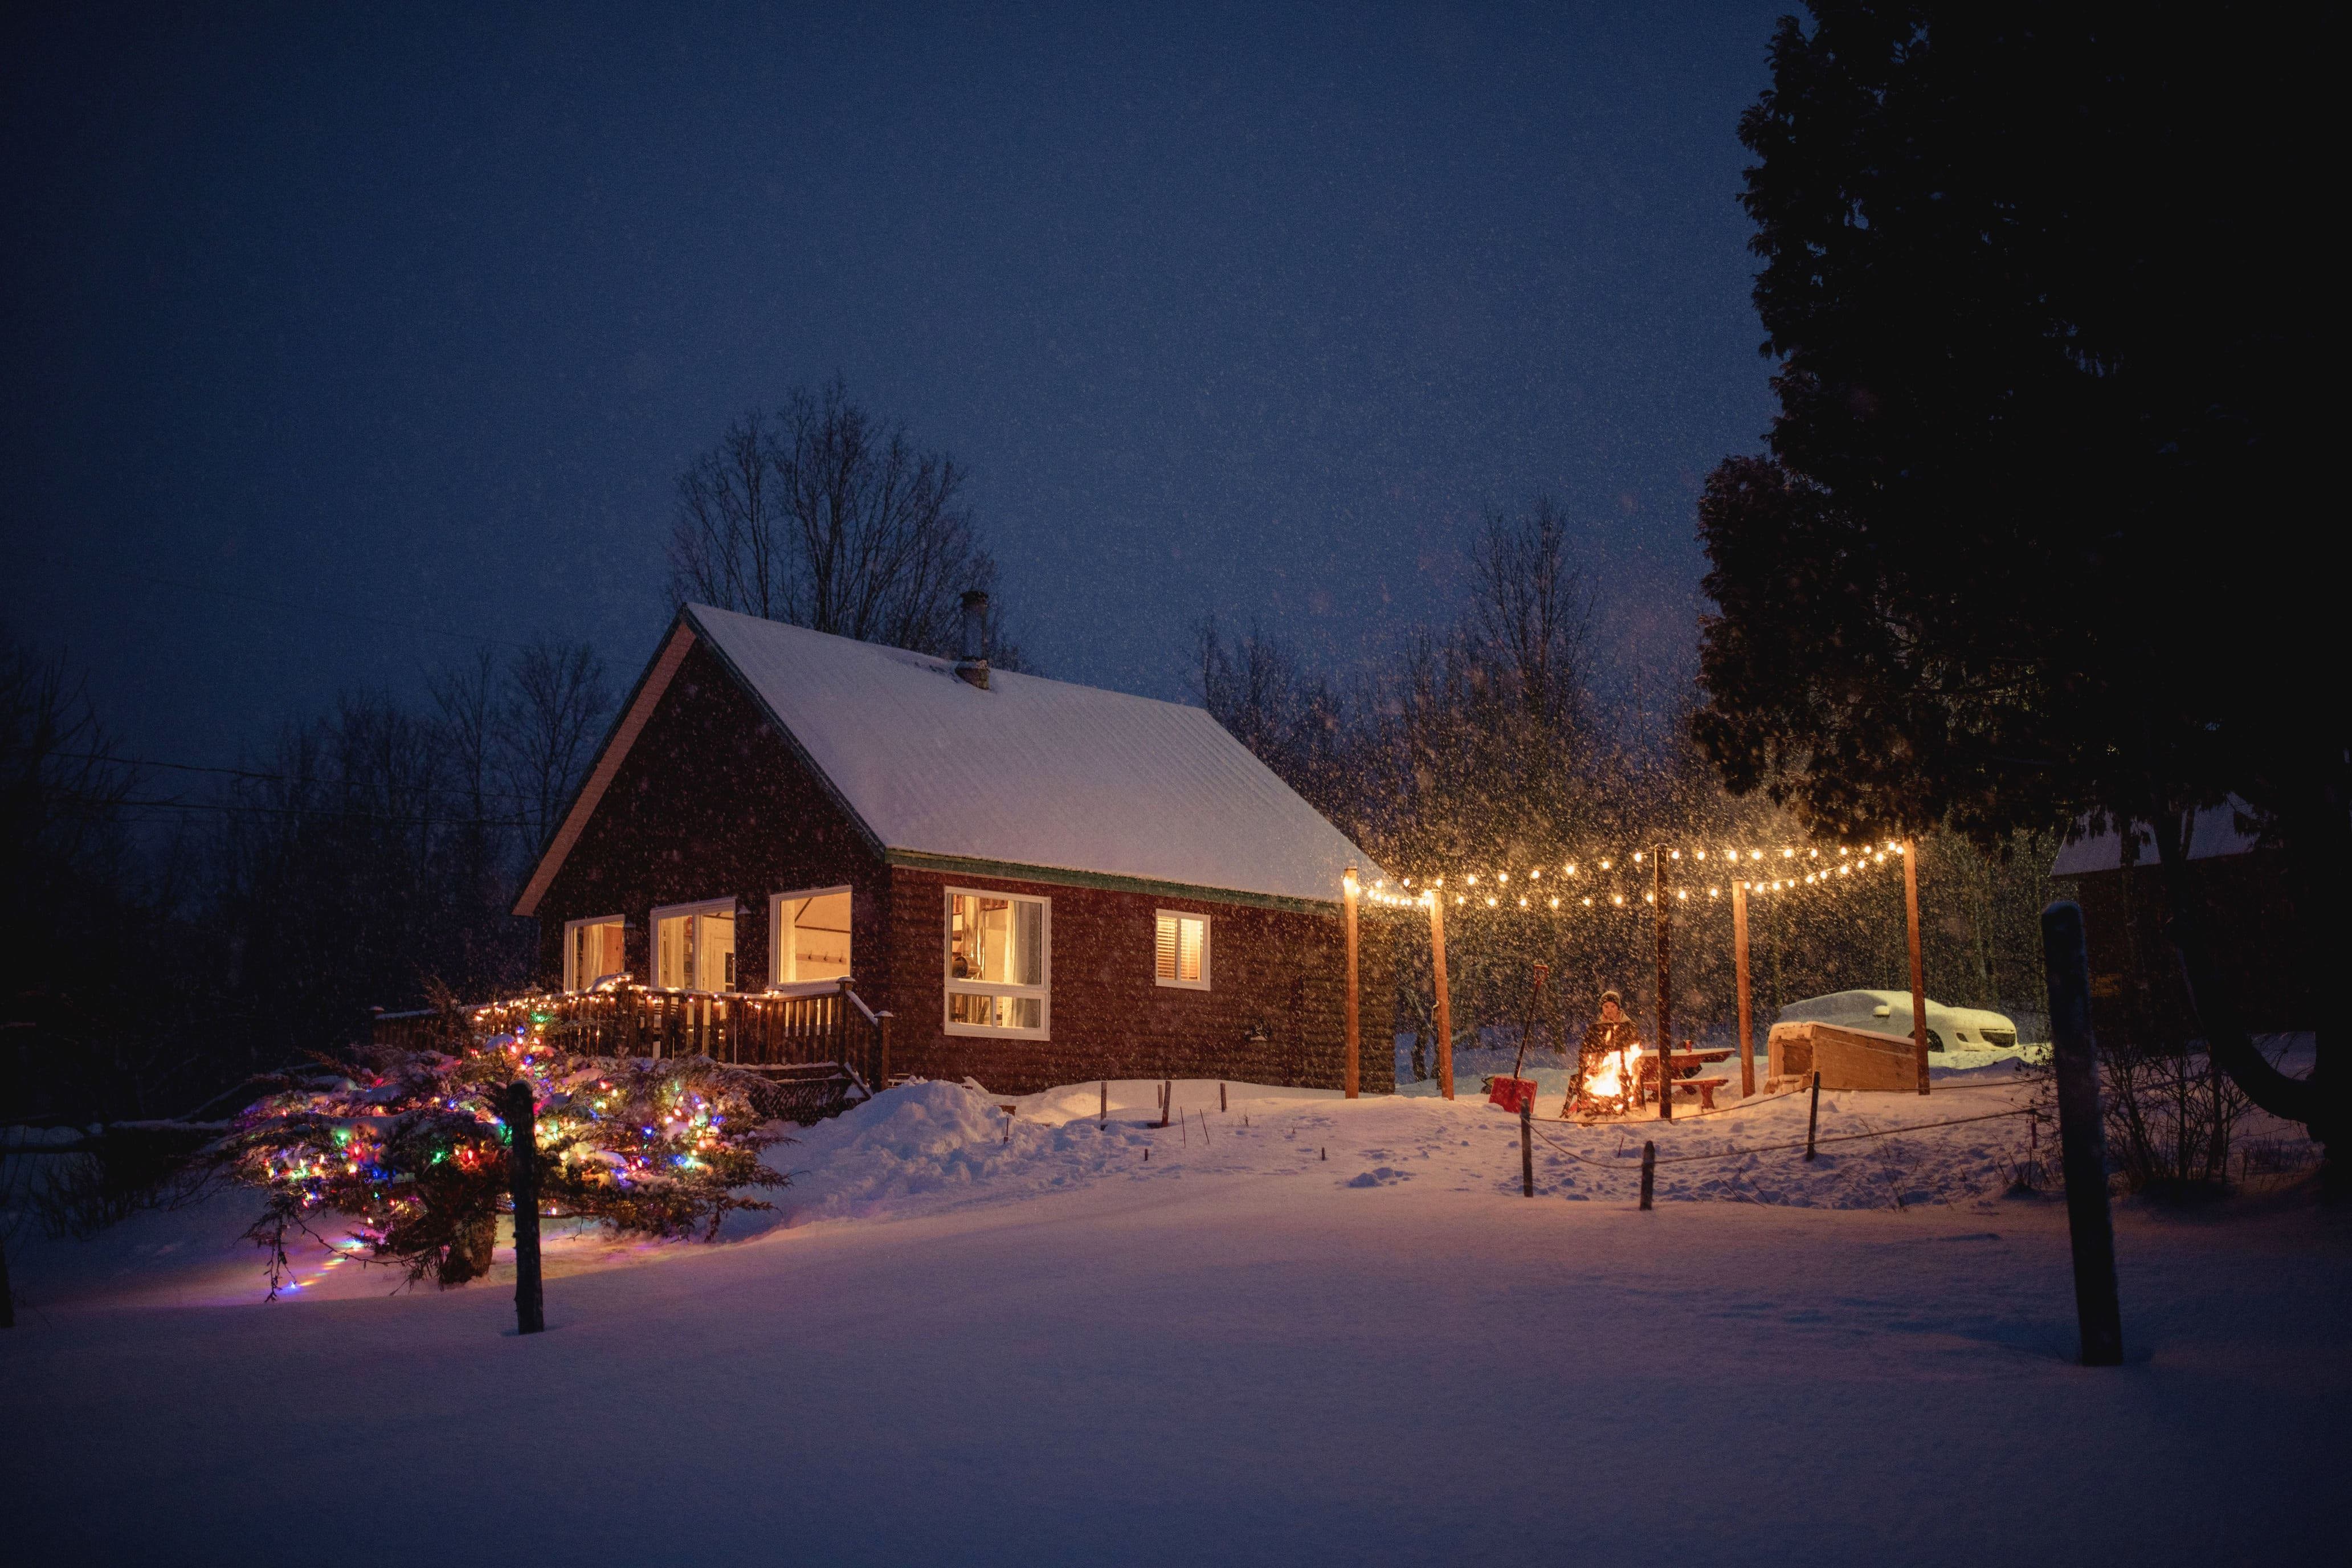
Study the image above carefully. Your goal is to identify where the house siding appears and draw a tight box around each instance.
[536,636,1394,1096]
[881,866,1392,1095]
[2071,852,2310,1051]
[534,639,888,994]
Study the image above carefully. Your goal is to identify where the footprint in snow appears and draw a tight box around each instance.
[1345,1166,1412,1188]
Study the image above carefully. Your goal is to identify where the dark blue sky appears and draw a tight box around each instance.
[3,1,1782,766]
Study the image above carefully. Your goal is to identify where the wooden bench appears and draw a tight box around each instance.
[1666,1076,1730,1111]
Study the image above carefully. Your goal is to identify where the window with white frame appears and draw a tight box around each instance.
[1154,910,1209,989]
[771,886,852,985]
[564,915,627,991]
[652,897,736,991]
[944,888,1050,1037]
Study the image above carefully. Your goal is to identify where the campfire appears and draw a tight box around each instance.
[1577,1036,1644,1116]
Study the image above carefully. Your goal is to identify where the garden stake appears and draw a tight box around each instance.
[1639,1141,1655,1210]
[1520,1099,1534,1197]
[1804,1071,1821,1161]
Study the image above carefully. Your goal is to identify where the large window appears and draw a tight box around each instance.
[652,897,736,991]
[945,888,1050,1038]
[1154,910,1210,990]
[771,886,852,985]
[564,915,627,991]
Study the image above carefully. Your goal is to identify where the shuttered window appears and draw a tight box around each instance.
[1154,912,1209,990]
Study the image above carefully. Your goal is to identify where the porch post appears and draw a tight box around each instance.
[1904,839,1929,1095]
[1343,867,1361,1099]
[1430,892,1454,1101]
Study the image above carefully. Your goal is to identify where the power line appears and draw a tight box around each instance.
[44,749,557,809]
[109,795,534,830]
[35,555,538,652]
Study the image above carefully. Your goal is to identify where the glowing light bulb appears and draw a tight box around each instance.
[1549,897,1560,909]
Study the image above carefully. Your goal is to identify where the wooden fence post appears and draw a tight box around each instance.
[2043,900,2124,1367]
[1804,1071,1821,1161]
[1343,866,1361,1099]
[1904,839,1930,1095]
[1653,847,1672,1121]
[1520,1099,1534,1197]
[1430,893,1454,1101]
[1640,1141,1655,1210]
[1733,879,1755,1097]
[504,1081,545,1336]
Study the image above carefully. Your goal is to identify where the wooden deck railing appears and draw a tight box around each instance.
[371,978,893,1093]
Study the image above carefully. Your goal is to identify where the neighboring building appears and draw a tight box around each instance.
[513,601,1390,1095]
[2048,802,2309,1051]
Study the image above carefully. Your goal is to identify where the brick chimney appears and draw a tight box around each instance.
[955,589,990,689]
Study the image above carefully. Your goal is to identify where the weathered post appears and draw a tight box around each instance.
[1640,1140,1656,1210]
[1430,892,1455,1101]
[1804,1071,1821,1161]
[1100,1080,1108,1125]
[1520,1099,1534,1197]
[1161,1080,1171,1128]
[1343,866,1361,1099]
[1904,839,1930,1095]
[1733,879,1755,1097]
[1219,1081,1227,1113]
[504,1081,545,1336]
[2043,900,2124,1367]
[1654,847,1672,1121]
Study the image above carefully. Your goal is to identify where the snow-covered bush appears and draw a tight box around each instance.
[217,1028,787,1292]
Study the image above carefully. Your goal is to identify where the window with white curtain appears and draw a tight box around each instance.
[945,888,1050,1037]
[1154,910,1209,990]
[564,916,627,991]
[651,897,736,991]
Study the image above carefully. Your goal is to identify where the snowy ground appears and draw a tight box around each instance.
[5,1060,2343,1566]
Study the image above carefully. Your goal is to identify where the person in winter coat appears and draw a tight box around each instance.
[1569,989,1643,1117]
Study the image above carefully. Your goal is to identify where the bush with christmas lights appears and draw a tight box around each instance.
[218,1021,788,1293]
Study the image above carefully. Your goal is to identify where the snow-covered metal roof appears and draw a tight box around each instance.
[685,605,1379,904]
[2047,799,2260,877]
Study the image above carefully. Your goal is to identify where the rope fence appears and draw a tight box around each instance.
[1520,1102,2038,1171]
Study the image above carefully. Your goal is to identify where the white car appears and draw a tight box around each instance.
[1775,989,2019,1052]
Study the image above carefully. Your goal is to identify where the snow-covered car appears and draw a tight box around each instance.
[1774,989,2019,1052]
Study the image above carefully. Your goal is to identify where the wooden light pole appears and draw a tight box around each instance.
[1903,838,1930,1096]
[1732,877,1755,1097]
[1653,847,1672,1121]
[1342,867,1361,1099]
[1430,892,1454,1101]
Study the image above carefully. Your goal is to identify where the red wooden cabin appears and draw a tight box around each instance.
[513,603,1390,1095]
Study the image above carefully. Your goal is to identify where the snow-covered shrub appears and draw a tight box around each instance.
[217,1029,787,1292]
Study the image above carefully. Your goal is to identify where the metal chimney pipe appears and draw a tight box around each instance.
[956,589,991,689]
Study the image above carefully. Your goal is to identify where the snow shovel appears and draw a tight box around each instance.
[1485,962,1549,1113]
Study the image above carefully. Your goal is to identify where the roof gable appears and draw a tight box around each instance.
[518,606,1379,913]
[688,605,1379,904]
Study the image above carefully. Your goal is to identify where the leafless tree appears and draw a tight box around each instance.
[1467,496,1592,738]
[501,640,611,855]
[668,379,1011,661]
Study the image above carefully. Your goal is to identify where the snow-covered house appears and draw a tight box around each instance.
[513,602,1390,1095]
[2049,801,2309,1047]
